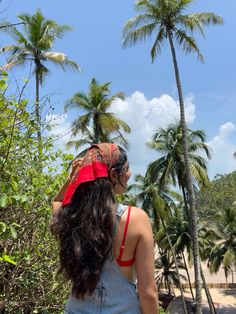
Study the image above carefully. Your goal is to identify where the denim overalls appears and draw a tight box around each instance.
[65,204,141,314]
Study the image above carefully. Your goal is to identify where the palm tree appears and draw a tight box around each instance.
[123,1,223,312]
[157,203,218,313]
[208,206,236,282]
[131,171,177,230]
[156,201,195,300]
[65,78,131,150]
[147,123,211,196]
[0,9,80,142]
[133,171,177,219]
[147,122,211,310]
[155,249,187,295]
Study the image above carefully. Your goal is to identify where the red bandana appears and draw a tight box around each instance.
[62,143,121,205]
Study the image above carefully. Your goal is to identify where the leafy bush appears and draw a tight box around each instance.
[0,73,73,312]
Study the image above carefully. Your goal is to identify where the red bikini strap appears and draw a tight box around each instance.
[117,205,131,262]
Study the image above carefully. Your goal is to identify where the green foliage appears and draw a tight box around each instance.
[155,250,187,294]
[122,0,223,63]
[65,78,130,151]
[197,171,236,215]
[159,305,166,313]
[0,74,72,312]
[196,173,236,279]
[146,122,211,190]
[0,9,80,79]
[131,171,178,231]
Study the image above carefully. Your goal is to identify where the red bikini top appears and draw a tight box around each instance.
[116,205,135,267]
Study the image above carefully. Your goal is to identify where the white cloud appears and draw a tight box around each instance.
[111,91,196,178]
[46,101,236,182]
[207,122,236,179]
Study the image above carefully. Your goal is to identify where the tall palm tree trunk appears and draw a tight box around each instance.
[35,64,41,142]
[93,112,99,144]
[167,30,202,314]
[182,187,216,313]
[182,251,195,302]
[181,186,196,302]
[200,264,216,314]
[35,63,42,164]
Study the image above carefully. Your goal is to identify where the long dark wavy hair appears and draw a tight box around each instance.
[51,146,127,298]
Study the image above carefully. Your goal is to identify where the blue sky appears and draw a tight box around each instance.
[1,0,236,180]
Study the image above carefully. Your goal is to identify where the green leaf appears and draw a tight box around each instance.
[0,194,8,207]
[20,195,28,203]
[2,254,17,265]
[0,221,7,233]
[12,195,22,201]
[12,195,28,203]
[11,180,18,191]
[10,225,17,239]
[23,250,31,261]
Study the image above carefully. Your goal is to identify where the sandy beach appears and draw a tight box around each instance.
[173,262,236,312]
[174,287,236,307]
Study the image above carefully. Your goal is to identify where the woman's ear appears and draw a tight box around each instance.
[109,168,118,185]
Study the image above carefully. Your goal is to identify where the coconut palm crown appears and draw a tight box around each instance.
[0,9,80,140]
[147,122,211,190]
[123,0,223,63]
[65,78,131,150]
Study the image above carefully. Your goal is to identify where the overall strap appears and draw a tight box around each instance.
[115,203,127,218]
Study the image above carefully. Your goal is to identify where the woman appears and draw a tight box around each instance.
[51,143,158,314]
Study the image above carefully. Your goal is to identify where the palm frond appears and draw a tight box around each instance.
[100,113,131,133]
[43,51,80,71]
[174,28,204,62]
[0,57,27,70]
[189,13,224,27]
[151,27,165,62]
[65,92,90,111]
[0,45,28,54]
[0,23,26,43]
[100,91,125,111]
[109,134,129,150]
[178,14,205,36]
[53,24,73,39]
[70,114,91,136]
[66,139,90,151]
[123,12,156,35]
[36,62,50,84]
[123,22,157,48]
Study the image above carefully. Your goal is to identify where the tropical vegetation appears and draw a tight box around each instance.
[0,2,234,314]
[0,73,72,312]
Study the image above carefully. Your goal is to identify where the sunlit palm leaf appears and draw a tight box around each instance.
[43,52,80,71]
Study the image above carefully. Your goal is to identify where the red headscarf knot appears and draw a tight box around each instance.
[62,143,121,205]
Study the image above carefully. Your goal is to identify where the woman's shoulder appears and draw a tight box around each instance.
[128,206,151,230]
[130,206,149,218]
[116,205,152,240]
[117,204,150,222]
[128,206,152,238]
